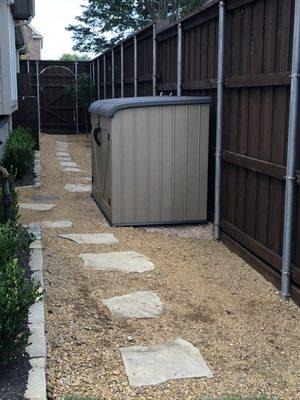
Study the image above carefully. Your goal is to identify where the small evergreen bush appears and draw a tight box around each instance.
[0,223,31,270]
[0,258,40,364]
[2,127,35,179]
[0,172,19,224]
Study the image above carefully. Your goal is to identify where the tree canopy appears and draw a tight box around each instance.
[66,0,208,54]
[59,53,91,61]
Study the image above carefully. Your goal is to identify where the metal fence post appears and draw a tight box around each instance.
[281,0,300,300]
[152,23,157,96]
[35,61,41,134]
[75,61,79,134]
[112,48,115,98]
[177,23,183,96]
[121,43,124,97]
[134,35,138,97]
[27,60,30,74]
[103,54,107,99]
[213,0,225,240]
[97,57,100,99]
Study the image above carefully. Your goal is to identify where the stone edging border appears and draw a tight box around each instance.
[25,224,47,400]
[33,151,42,188]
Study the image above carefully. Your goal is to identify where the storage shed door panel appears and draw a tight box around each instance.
[111,104,209,225]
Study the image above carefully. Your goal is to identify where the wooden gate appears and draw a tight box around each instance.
[40,64,75,133]
[17,60,91,134]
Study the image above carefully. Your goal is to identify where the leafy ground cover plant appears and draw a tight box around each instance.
[2,127,35,179]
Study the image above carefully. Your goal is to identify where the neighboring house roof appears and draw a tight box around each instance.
[29,23,43,41]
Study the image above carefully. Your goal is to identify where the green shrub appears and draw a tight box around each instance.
[0,173,19,224]
[0,258,41,364]
[0,223,32,269]
[2,127,35,179]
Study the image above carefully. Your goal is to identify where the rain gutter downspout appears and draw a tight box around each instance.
[281,0,300,300]
[0,167,11,222]
[214,0,225,240]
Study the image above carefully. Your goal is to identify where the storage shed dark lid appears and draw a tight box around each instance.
[89,96,211,118]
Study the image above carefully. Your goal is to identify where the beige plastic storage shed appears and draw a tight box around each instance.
[89,96,210,226]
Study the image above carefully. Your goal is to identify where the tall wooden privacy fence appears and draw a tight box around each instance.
[91,0,300,304]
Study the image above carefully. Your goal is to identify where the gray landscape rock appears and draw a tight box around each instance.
[60,233,118,245]
[19,203,56,211]
[120,338,213,387]
[79,251,155,273]
[102,291,163,318]
[64,183,91,192]
[41,220,73,228]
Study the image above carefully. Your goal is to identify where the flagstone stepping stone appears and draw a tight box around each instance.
[56,152,70,157]
[79,251,155,273]
[41,220,73,228]
[60,233,118,244]
[63,167,84,172]
[120,338,213,387]
[57,156,72,161]
[19,203,56,211]
[64,183,91,192]
[102,291,163,319]
[59,161,78,167]
[74,176,92,181]
[29,195,59,202]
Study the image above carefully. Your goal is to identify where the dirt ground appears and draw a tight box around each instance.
[18,133,300,400]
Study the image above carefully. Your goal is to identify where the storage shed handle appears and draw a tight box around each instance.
[93,126,101,146]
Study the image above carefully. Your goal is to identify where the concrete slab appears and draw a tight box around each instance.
[26,323,46,358]
[79,251,155,273]
[64,183,91,192]
[102,291,163,319]
[60,233,118,245]
[30,249,43,271]
[120,338,213,387]
[63,167,84,172]
[25,358,47,400]
[19,203,56,211]
[59,161,78,167]
[41,220,73,228]
[28,301,44,325]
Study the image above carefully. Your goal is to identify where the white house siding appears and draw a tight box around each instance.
[0,0,18,116]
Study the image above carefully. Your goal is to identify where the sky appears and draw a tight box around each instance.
[32,0,91,60]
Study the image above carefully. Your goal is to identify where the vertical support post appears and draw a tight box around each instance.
[27,60,30,74]
[152,23,157,96]
[213,0,225,240]
[177,23,183,96]
[103,54,107,99]
[121,43,124,97]
[134,35,138,97]
[97,57,100,99]
[75,61,79,134]
[35,61,41,134]
[112,48,115,98]
[281,0,300,300]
